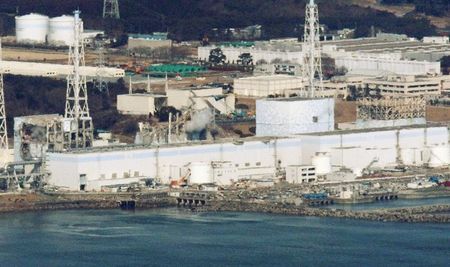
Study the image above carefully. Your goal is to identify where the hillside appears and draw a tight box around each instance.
[0,0,437,40]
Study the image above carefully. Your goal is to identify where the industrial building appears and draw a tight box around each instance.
[334,56,440,76]
[127,33,172,50]
[199,33,449,76]
[46,123,449,190]
[0,61,124,78]
[233,75,304,97]
[117,94,167,115]
[364,75,442,97]
[256,98,335,136]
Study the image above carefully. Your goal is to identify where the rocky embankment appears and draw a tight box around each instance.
[0,192,176,213]
[197,200,450,223]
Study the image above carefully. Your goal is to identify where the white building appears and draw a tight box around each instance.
[198,44,303,65]
[423,36,449,44]
[256,98,335,136]
[364,75,442,97]
[117,94,167,115]
[0,61,124,78]
[234,75,304,97]
[46,124,449,191]
[335,56,440,76]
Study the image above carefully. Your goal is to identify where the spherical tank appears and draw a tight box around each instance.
[312,153,332,175]
[428,145,450,168]
[189,162,213,185]
[15,13,49,44]
[48,15,76,46]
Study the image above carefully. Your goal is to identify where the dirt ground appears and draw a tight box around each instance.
[427,106,450,123]
[2,47,133,65]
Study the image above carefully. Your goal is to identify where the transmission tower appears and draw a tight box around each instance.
[103,0,120,19]
[0,40,8,150]
[65,11,94,149]
[94,37,109,94]
[302,0,324,98]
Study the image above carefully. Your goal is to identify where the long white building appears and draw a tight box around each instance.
[47,124,449,191]
[0,61,124,78]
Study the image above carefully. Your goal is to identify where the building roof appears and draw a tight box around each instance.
[128,32,169,40]
[237,75,303,81]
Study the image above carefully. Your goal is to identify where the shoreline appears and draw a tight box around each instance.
[0,192,449,223]
[194,201,450,223]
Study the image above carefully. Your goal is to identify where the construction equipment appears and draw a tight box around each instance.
[170,170,190,188]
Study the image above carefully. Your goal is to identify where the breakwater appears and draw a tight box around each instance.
[196,200,450,223]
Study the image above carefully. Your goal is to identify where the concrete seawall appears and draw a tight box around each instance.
[197,201,450,223]
[0,193,177,213]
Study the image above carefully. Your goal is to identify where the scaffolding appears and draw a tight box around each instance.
[357,97,426,121]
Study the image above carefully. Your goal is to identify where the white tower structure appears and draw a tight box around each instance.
[0,40,8,150]
[103,0,120,19]
[65,11,94,149]
[302,0,324,98]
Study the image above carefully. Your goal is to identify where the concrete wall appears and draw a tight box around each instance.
[256,98,335,136]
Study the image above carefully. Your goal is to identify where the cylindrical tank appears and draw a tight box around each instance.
[312,153,332,175]
[48,15,76,46]
[189,162,213,185]
[15,13,49,44]
[401,148,417,166]
[428,146,450,167]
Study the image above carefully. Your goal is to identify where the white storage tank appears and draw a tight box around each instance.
[312,152,332,175]
[15,13,49,44]
[189,162,213,185]
[428,145,450,167]
[48,15,76,46]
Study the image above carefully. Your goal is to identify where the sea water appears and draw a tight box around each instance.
[0,208,448,266]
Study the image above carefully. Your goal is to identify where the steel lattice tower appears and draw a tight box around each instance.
[0,40,8,150]
[65,11,94,149]
[103,0,120,19]
[302,0,324,98]
[94,38,109,94]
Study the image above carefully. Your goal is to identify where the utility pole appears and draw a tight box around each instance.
[65,11,94,149]
[0,40,8,150]
[302,0,324,98]
[103,0,120,19]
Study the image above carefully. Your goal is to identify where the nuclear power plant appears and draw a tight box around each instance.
[0,0,448,198]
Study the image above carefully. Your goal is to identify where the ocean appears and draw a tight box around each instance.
[0,207,449,267]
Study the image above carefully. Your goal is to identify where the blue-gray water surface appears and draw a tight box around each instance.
[0,208,449,267]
